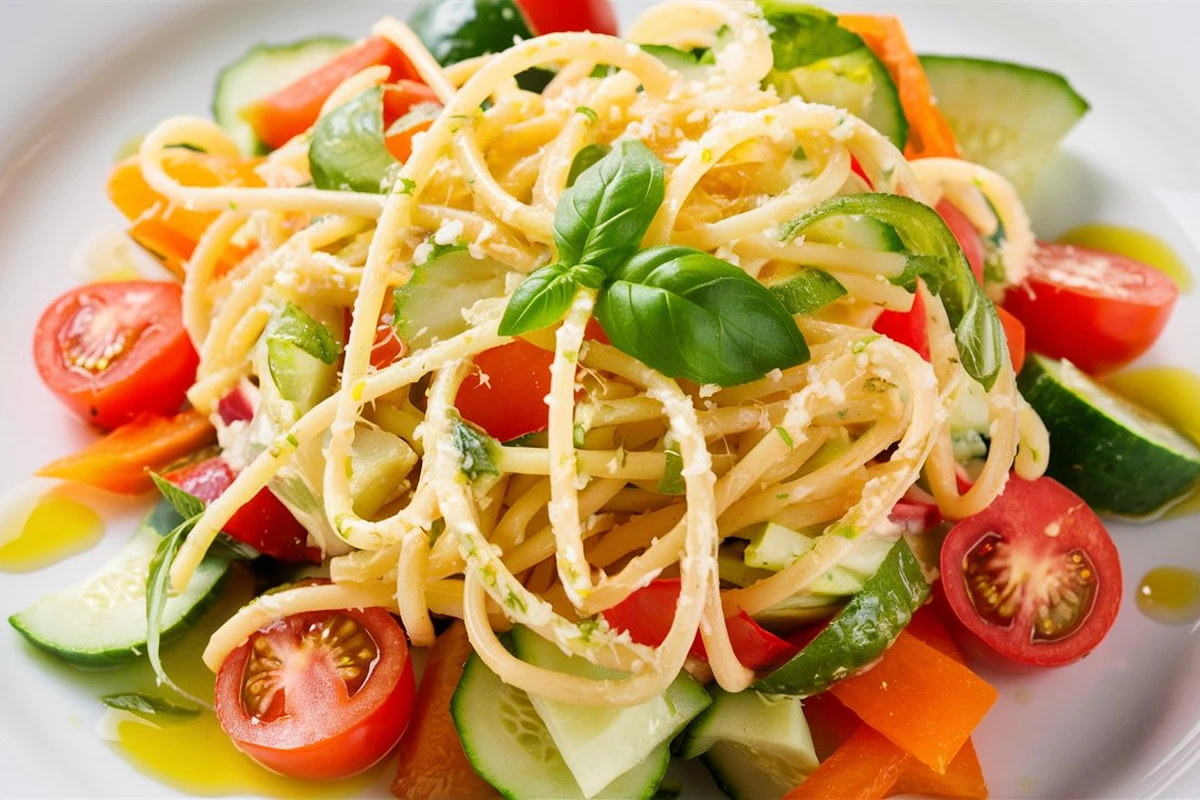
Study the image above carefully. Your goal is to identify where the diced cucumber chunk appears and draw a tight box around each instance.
[349,426,418,519]
[766,268,847,315]
[451,650,670,800]
[950,376,991,462]
[1018,354,1200,517]
[804,214,905,253]
[679,688,818,769]
[703,741,812,800]
[394,248,512,350]
[213,36,350,155]
[744,522,877,596]
[718,540,774,589]
[9,515,231,667]
[511,625,710,798]
[920,55,1089,193]
[265,303,341,415]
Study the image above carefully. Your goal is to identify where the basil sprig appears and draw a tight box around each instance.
[500,142,811,387]
[782,194,1007,390]
[597,246,810,386]
[309,86,399,194]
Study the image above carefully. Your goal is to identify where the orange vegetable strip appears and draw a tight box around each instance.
[904,604,966,663]
[392,621,497,800]
[996,306,1027,373]
[830,631,998,773]
[107,153,261,278]
[837,14,959,159]
[37,410,216,495]
[785,725,908,800]
[892,739,989,799]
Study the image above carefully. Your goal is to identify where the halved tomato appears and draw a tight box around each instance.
[1003,243,1178,374]
[33,281,199,429]
[939,475,1122,668]
[215,606,415,781]
[164,458,320,563]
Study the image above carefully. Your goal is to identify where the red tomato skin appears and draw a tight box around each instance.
[382,81,440,126]
[938,476,1122,669]
[215,607,415,781]
[165,458,320,563]
[33,281,198,429]
[873,289,930,361]
[1003,243,1177,375]
[995,306,1026,373]
[517,0,618,35]
[935,199,985,284]
[454,340,555,443]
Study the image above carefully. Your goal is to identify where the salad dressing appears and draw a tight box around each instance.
[1057,224,1192,292]
[1136,566,1200,626]
[0,484,103,572]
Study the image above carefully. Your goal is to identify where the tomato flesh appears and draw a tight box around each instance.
[33,281,198,429]
[216,607,415,781]
[873,289,930,361]
[455,340,555,443]
[517,0,618,35]
[939,476,1121,667]
[165,458,320,563]
[1003,243,1178,374]
[935,199,985,284]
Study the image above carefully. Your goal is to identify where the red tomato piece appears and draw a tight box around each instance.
[601,578,797,670]
[382,81,440,125]
[243,38,421,151]
[939,475,1122,668]
[165,458,320,563]
[33,281,199,429]
[889,496,942,534]
[1003,243,1178,374]
[215,606,415,781]
[873,289,930,361]
[995,305,1026,373]
[454,340,555,443]
[935,199,985,284]
[517,0,618,35]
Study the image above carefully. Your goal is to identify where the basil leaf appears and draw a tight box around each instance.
[450,416,500,482]
[555,140,666,275]
[145,522,206,705]
[101,693,200,718]
[309,86,398,194]
[757,2,864,70]
[596,245,810,386]
[409,0,535,67]
[498,263,578,336]
[783,194,1006,390]
[766,267,847,314]
[149,473,205,520]
[566,144,611,188]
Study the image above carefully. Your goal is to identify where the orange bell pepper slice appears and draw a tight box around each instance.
[242,37,421,151]
[837,14,959,160]
[892,739,988,799]
[830,631,998,773]
[392,621,497,800]
[786,725,908,800]
[107,152,262,278]
[37,410,216,495]
[996,306,1027,372]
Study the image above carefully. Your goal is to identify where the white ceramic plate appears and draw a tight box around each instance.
[1,2,1199,798]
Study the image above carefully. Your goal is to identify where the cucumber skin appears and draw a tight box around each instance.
[1018,355,1200,516]
[8,566,230,669]
[753,540,929,696]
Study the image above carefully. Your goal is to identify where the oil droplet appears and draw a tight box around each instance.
[1058,224,1193,292]
[0,482,104,572]
[71,227,147,283]
[1136,566,1200,626]
[1013,687,1035,706]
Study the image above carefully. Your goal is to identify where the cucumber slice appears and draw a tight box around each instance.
[451,650,670,800]
[769,49,907,149]
[804,214,905,253]
[719,540,774,589]
[755,539,929,696]
[1018,354,1200,516]
[265,303,341,415]
[349,426,418,519]
[950,376,992,462]
[703,741,812,800]
[511,625,710,798]
[920,55,1089,193]
[394,248,511,351]
[766,268,846,315]
[679,688,818,767]
[213,36,350,155]
[743,522,881,597]
[9,516,231,667]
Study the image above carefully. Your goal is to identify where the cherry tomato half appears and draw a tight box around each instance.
[33,281,199,429]
[454,339,554,443]
[215,606,415,781]
[939,475,1122,668]
[165,458,320,563]
[517,0,618,36]
[1003,243,1178,375]
[602,578,797,670]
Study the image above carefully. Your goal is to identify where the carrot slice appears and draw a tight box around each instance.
[785,725,908,800]
[392,622,497,800]
[37,410,216,494]
[830,631,998,773]
[837,14,959,159]
[107,152,262,278]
